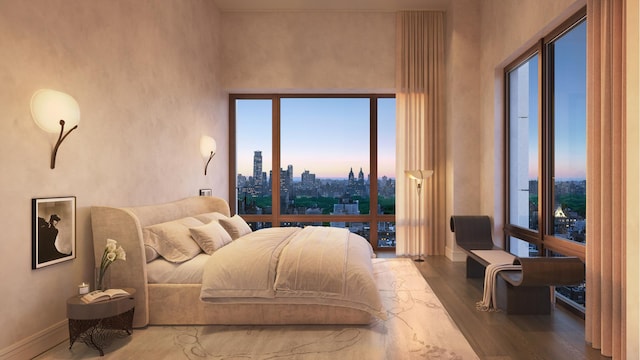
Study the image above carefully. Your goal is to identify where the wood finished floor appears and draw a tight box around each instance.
[391,254,609,360]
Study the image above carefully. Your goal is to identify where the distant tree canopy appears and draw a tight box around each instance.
[557,194,586,217]
[530,194,586,218]
[247,195,397,216]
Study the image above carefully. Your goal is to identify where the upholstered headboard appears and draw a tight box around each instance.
[90,196,231,327]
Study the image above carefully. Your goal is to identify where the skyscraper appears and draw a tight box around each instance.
[253,151,263,194]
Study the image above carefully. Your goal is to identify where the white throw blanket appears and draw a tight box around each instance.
[274,226,351,296]
[200,226,386,319]
[476,263,522,311]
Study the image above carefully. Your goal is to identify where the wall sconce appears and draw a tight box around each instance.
[200,135,217,175]
[30,89,80,169]
[405,169,434,262]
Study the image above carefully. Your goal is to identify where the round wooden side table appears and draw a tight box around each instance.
[66,288,136,356]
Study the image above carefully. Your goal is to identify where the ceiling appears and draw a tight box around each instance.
[212,0,450,12]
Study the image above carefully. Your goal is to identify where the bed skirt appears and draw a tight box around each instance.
[147,283,373,326]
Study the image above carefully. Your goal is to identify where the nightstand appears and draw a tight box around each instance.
[66,287,135,356]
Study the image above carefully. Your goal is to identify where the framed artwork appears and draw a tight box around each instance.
[32,196,76,269]
[199,189,212,196]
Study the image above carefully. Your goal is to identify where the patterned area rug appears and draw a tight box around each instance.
[38,258,479,359]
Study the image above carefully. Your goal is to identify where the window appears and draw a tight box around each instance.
[550,20,587,245]
[230,95,395,251]
[507,53,540,255]
[505,9,586,311]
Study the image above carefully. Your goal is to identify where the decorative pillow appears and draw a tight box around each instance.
[143,217,204,263]
[193,212,228,224]
[218,214,252,240]
[144,244,160,263]
[189,220,233,254]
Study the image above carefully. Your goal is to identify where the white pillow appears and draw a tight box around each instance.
[144,244,160,263]
[143,217,203,263]
[189,220,233,254]
[193,212,228,224]
[218,214,252,240]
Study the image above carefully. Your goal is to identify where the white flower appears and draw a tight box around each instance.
[97,238,126,290]
[115,246,126,261]
[106,238,117,252]
[106,251,116,262]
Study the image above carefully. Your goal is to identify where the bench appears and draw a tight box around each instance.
[450,215,585,314]
[449,215,500,278]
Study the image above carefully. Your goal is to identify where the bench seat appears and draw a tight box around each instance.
[449,216,501,278]
[500,257,584,287]
[495,257,585,314]
[450,215,585,314]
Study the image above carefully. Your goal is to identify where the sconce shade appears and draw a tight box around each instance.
[405,169,433,180]
[30,89,80,133]
[200,135,217,157]
[200,135,217,175]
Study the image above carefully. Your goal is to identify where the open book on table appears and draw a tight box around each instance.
[81,289,130,304]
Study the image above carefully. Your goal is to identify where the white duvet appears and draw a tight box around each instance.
[200,226,386,319]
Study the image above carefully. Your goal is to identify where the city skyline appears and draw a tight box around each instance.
[236,97,396,179]
[237,156,383,182]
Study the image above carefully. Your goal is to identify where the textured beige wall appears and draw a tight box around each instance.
[220,11,396,91]
[444,0,482,260]
[0,0,225,352]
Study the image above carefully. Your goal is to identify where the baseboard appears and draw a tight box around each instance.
[446,245,467,262]
[0,320,67,360]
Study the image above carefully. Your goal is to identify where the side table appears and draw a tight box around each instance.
[66,287,136,356]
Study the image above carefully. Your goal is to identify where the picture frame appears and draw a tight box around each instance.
[32,196,76,269]
[199,189,212,196]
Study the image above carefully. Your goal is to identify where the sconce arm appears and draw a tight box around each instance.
[51,119,78,169]
[204,151,215,175]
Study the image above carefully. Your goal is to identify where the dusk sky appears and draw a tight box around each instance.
[236,97,396,180]
[527,20,586,181]
[552,20,586,180]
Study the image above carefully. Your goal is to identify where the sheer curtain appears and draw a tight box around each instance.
[395,11,446,256]
[586,0,626,358]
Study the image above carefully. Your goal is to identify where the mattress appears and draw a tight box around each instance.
[147,253,210,284]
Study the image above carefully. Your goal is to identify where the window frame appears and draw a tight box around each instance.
[504,7,587,261]
[503,45,543,250]
[229,94,396,252]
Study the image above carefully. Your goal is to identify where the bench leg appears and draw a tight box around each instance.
[495,277,551,315]
[466,257,485,278]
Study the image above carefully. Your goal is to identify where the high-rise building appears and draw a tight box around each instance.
[253,151,263,193]
[301,170,315,187]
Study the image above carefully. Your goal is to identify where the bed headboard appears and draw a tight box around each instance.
[90,196,231,327]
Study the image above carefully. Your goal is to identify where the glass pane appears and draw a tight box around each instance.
[552,20,587,244]
[378,98,396,215]
[279,222,371,241]
[548,250,585,309]
[280,98,371,215]
[236,99,272,215]
[508,236,540,257]
[377,221,396,248]
[556,283,586,308]
[246,222,273,231]
[508,55,539,231]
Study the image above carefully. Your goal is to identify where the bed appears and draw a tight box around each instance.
[90,196,384,328]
